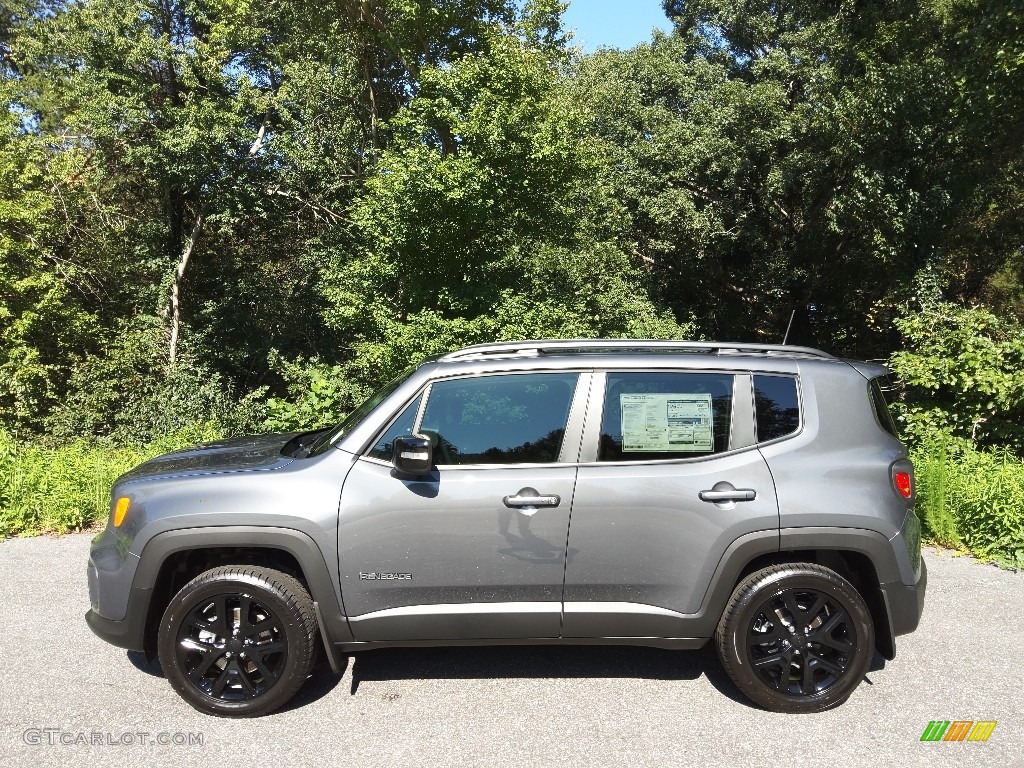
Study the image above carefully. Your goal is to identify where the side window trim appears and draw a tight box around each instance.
[732,373,756,450]
[578,372,606,463]
[411,382,432,433]
[361,390,427,462]
[557,371,594,464]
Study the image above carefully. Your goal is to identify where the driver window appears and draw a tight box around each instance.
[418,373,579,465]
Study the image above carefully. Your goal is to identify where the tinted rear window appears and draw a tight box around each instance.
[753,375,800,442]
[869,377,899,437]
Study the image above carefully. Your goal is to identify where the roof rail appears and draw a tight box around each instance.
[439,339,834,361]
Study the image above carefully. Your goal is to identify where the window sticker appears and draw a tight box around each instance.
[620,393,714,452]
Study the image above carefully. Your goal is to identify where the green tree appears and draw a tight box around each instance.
[935,0,1024,309]
[890,291,1024,451]
[0,70,105,433]
[1,0,593,435]
[4,0,1022,442]
[300,28,688,425]
[574,2,972,354]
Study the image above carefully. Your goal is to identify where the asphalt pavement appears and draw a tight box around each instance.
[0,534,1020,767]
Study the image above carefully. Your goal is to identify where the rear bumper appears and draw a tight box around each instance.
[881,555,927,637]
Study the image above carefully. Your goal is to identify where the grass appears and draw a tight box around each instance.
[3,425,1023,569]
[0,424,221,537]
[912,432,1024,569]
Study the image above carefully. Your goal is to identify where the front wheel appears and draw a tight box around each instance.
[714,563,874,713]
[157,565,318,717]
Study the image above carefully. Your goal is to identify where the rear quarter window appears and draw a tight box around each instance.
[869,376,899,437]
[753,375,800,442]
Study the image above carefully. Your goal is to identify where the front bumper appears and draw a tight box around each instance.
[84,586,152,652]
[88,525,141,622]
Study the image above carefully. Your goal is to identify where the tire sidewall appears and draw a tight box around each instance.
[720,567,874,713]
[158,571,313,717]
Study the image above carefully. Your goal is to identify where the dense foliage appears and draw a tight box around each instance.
[1,1,1023,554]
[912,432,1024,568]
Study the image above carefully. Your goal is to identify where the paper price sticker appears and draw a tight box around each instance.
[620,393,714,452]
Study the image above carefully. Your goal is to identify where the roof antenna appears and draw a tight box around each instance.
[782,309,796,345]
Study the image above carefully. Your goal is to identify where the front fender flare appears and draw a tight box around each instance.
[132,526,352,648]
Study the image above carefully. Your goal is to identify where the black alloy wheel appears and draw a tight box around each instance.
[746,587,856,696]
[176,593,288,701]
[715,563,875,713]
[158,566,318,717]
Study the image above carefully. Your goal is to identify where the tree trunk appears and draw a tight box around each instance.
[364,45,379,148]
[168,211,203,365]
[166,121,268,364]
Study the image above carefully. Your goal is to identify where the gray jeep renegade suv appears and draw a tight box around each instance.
[86,340,926,717]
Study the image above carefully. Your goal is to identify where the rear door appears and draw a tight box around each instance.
[338,371,589,641]
[563,369,779,638]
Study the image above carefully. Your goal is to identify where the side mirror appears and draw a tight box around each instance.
[392,434,433,477]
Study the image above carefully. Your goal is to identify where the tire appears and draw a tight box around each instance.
[714,563,874,713]
[157,565,318,717]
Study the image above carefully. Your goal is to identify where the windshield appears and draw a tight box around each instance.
[308,366,418,456]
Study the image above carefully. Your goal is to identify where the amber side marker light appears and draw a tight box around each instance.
[113,497,130,526]
[894,472,913,499]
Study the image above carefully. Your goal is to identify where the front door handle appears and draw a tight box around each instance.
[503,494,561,508]
[503,487,561,514]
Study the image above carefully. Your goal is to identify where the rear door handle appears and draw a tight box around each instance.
[699,489,757,503]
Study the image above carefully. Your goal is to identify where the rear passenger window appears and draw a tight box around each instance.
[753,375,800,442]
[599,372,734,461]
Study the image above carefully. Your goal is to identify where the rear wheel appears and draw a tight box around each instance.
[157,565,318,717]
[715,563,874,713]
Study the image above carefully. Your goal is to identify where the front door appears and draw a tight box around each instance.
[337,371,587,641]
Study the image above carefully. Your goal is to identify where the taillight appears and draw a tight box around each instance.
[894,471,912,499]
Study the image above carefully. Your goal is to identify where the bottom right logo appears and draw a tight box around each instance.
[921,721,998,742]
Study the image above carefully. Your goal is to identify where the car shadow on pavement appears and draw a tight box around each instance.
[347,644,753,706]
[130,645,887,712]
[281,655,349,712]
[347,645,889,709]
[126,649,348,712]
[127,650,163,677]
